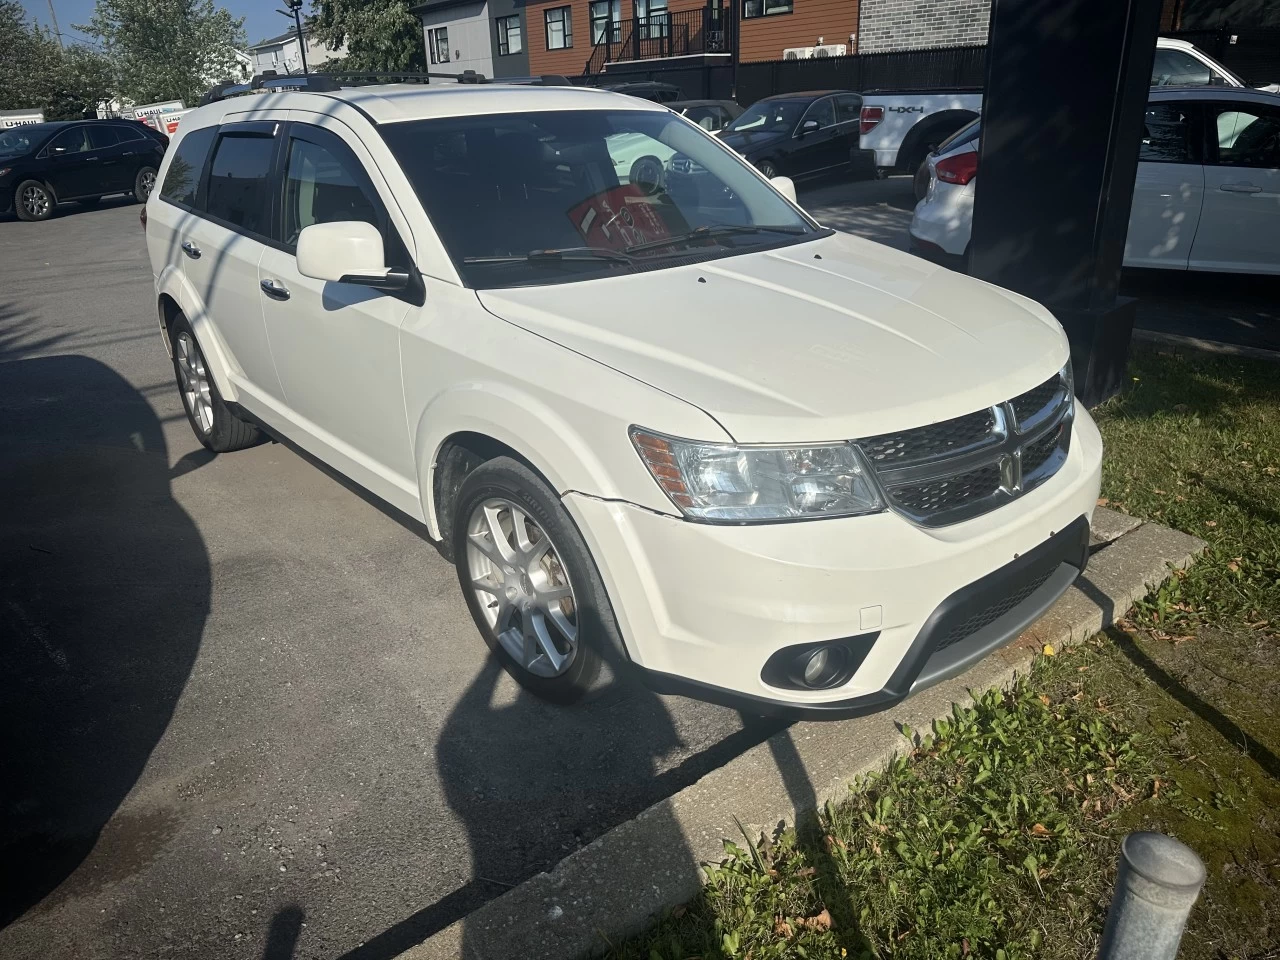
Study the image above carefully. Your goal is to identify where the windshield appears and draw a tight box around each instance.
[937,118,981,153]
[723,100,805,134]
[381,109,822,289]
[0,127,40,156]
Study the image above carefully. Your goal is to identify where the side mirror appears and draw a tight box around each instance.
[770,175,797,204]
[297,221,408,291]
[798,119,820,136]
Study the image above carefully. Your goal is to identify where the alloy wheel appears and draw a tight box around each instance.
[21,185,50,218]
[139,170,156,199]
[175,331,214,435]
[465,498,579,678]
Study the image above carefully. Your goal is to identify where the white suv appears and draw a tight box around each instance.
[145,78,1102,718]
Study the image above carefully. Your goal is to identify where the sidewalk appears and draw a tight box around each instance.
[396,508,1205,960]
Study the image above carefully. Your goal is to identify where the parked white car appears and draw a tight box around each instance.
[861,38,1267,182]
[146,79,1101,717]
[909,87,1280,275]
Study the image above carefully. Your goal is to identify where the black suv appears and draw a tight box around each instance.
[0,120,168,222]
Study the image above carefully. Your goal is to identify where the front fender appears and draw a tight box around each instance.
[414,381,635,540]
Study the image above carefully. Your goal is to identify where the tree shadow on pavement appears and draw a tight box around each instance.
[0,332,209,927]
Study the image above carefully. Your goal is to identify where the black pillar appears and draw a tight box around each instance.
[968,0,1162,406]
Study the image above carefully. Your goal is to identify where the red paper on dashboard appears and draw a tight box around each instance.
[566,185,672,252]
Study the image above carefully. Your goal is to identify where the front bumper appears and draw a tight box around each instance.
[563,409,1102,719]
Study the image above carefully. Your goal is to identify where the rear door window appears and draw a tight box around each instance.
[834,94,862,125]
[87,126,119,149]
[204,130,279,237]
[113,123,147,143]
[1139,103,1197,163]
[160,125,217,209]
[1211,105,1280,168]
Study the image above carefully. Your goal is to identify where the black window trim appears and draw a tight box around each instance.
[196,120,289,251]
[544,5,573,50]
[278,120,424,305]
[1202,99,1280,169]
[495,14,522,56]
[742,0,793,19]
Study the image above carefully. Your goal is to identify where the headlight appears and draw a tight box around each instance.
[0,167,11,179]
[631,428,884,523]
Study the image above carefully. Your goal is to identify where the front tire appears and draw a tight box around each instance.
[170,313,262,452]
[756,159,778,179]
[14,181,54,221]
[134,166,157,203]
[453,457,622,704]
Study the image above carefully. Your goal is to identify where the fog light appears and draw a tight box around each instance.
[803,648,830,685]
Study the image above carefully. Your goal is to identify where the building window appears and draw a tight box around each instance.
[429,26,450,63]
[637,0,668,39]
[590,0,621,45]
[545,6,573,49]
[496,15,523,55]
[742,0,791,17]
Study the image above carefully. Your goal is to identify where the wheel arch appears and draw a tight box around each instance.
[897,109,979,172]
[415,384,622,545]
[154,269,239,402]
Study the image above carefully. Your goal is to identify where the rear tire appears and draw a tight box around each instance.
[756,159,777,179]
[134,166,157,203]
[14,180,54,221]
[169,313,262,453]
[453,457,623,704]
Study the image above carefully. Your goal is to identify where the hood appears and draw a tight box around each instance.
[718,129,786,155]
[477,232,1069,443]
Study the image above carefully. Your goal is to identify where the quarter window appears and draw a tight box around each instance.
[742,0,792,18]
[429,26,450,64]
[496,15,522,55]
[112,123,147,143]
[1212,105,1280,168]
[160,126,217,208]
[1139,103,1195,164]
[545,6,572,49]
[204,133,277,237]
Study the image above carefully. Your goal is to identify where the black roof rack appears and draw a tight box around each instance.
[199,70,574,105]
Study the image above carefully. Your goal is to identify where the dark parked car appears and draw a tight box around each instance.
[0,120,167,222]
[719,90,868,181]
[601,81,683,104]
[668,99,743,133]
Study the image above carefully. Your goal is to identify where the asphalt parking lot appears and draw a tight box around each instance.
[0,175,1274,960]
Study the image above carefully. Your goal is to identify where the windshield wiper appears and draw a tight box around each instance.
[626,223,809,255]
[463,246,638,265]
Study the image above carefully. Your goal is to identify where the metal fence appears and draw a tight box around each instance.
[735,44,987,106]
[732,27,1278,106]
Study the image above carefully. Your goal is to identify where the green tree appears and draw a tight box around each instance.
[308,0,427,72]
[0,1,114,120]
[77,0,247,106]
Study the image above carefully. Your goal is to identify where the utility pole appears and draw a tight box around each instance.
[278,0,309,75]
[46,0,64,48]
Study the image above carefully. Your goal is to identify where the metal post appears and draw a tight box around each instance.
[46,0,64,48]
[292,0,309,75]
[1097,832,1206,960]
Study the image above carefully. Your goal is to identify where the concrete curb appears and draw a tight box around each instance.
[398,509,1206,960]
[1133,329,1280,363]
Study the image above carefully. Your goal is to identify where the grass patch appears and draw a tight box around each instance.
[604,351,1280,960]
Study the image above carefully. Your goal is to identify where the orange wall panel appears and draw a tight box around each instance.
[740,0,860,63]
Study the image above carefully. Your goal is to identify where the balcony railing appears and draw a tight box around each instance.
[583,7,730,74]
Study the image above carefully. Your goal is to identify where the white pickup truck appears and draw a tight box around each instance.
[859,38,1267,183]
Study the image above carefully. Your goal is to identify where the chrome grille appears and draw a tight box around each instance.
[860,409,997,466]
[857,371,1073,527]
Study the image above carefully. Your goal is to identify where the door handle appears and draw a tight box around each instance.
[260,278,291,301]
[181,240,202,260]
[1220,183,1262,194]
